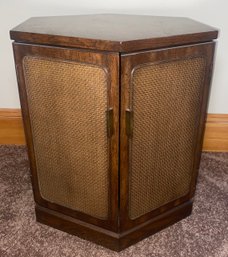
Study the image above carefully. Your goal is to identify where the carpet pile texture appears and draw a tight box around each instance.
[0,145,227,257]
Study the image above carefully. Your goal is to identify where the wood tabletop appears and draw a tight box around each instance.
[10,14,218,52]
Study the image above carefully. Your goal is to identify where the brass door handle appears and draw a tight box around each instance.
[126,109,133,138]
[106,108,113,137]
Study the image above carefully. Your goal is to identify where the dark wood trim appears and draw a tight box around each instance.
[12,42,119,232]
[36,200,192,251]
[120,32,217,53]
[189,42,215,197]
[120,42,215,231]
[10,30,218,53]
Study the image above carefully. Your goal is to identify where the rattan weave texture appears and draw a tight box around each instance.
[23,56,109,219]
[129,57,206,219]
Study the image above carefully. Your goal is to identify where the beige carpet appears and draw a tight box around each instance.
[0,145,227,257]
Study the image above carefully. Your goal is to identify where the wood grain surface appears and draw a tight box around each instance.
[12,43,120,232]
[10,14,218,52]
[203,114,228,152]
[0,109,25,145]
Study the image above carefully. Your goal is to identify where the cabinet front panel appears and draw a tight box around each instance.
[120,42,215,229]
[129,57,206,219]
[13,43,119,230]
[23,57,109,219]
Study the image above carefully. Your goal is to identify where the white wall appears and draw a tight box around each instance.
[0,0,227,113]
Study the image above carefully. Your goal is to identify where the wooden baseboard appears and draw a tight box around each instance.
[0,109,25,145]
[202,114,228,152]
[0,109,227,152]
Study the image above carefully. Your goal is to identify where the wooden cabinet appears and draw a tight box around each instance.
[10,14,218,251]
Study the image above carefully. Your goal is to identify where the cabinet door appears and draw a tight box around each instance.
[13,43,119,231]
[120,42,215,231]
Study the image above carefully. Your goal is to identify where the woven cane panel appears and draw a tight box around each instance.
[129,57,206,219]
[23,56,109,219]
